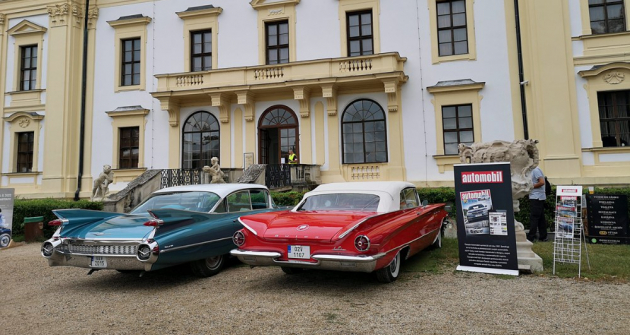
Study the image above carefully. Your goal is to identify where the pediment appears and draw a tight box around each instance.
[7,20,47,36]
[578,62,630,78]
[250,0,300,10]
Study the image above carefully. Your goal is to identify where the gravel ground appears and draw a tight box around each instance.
[2,243,629,335]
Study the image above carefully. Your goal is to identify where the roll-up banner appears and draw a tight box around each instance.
[0,188,15,248]
[454,163,519,276]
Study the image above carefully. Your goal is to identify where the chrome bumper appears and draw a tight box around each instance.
[46,250,153,271]
[231,249,386,273]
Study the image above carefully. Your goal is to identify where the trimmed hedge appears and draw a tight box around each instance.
[12,199,103,238]
[272,191,306,207]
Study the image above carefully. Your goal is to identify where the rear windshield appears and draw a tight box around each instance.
[130,191,221,214]
[297,193,380,212]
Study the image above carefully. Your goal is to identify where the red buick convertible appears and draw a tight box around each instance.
[230,181,448,283]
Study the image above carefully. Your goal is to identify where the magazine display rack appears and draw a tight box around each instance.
[552,186,591,277]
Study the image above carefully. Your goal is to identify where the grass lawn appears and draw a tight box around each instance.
[404,237,630,283]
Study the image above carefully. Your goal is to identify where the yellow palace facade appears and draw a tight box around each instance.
[0,0,629,198]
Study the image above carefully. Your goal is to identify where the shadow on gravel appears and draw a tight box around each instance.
[242,267,398,294]
[50,258,244,292]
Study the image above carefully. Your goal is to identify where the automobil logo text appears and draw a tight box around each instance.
[461,171,503,184]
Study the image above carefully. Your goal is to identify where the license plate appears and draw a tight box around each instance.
[287,245,310,259]
[91,256,107,268]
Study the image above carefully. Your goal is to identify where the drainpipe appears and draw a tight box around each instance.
[514,0,529,139]
[74,0,90,201]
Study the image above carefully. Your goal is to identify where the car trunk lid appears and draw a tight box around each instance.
[259,211,374,242]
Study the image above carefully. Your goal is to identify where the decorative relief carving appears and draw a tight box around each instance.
[293,87,311,118]
[18,118,30,128]
[604,71,625,84]
[321,84,338,116]
[0,13,6,28]
[268,8,285,16]
[48,2,84,27]
[87,7,99,28]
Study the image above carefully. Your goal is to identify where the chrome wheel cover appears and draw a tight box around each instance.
[0,234,10,248]
[205,256,222,270]
[389,252,400,277]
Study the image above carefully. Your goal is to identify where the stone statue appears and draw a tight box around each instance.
[203,157,225,184]
[458,139,544,272]
[92,165,114,201]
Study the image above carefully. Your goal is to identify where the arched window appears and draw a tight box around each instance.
[258,106,299,164]
[182,111,220,169]
[341,99,387,164]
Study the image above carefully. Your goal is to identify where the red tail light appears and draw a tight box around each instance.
[143,219,164,227]
[152,246,160,255]
[48,219,63,226]
[233,231,245,247]
[354,235,370,252]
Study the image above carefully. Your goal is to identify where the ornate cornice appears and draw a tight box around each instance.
[293,87,311,118]
[210,93,231,123]
[236,91,255,122]
[48,2,84,28]
[87,6,99,29]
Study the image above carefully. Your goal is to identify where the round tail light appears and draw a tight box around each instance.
[137,245,151,261]
[41,242,55,257]
[233,231,245,247]
[354,235,370,252]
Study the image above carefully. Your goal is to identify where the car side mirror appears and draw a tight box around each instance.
[422,200,428,207]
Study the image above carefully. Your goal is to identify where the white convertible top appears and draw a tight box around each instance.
[309,181,416,196]
[154,183,268,199]
[299,181,417,213]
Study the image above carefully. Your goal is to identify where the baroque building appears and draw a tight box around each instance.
[0,0,629,198]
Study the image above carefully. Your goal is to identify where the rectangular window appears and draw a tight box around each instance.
[16,132,34,173]
[437,0,468,56]
[347,10,374,57]
[589,0,626,34]
[121,38,141,86]
[442,104,474,155]
[598,90,630,147]
[20,45,38,91]
[266,20,289,65]
[191,30,212,72]
[119,127,140,169]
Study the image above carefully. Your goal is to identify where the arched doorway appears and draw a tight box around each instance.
[182,111,220,169]
[258,106,299,164]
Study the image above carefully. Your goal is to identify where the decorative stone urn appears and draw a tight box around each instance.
[459,139,544,272]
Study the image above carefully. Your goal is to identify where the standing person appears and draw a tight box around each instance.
[527,166,547,242]
[288,149,298,164]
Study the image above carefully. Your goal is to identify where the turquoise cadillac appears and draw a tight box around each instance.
[41,184,284,277]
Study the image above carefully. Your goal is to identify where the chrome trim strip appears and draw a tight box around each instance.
[230,249,281,258]
[63,239,144,244]
[78,238,146,241]
[312,253,386,262]
[159,237,232,253]
[337,215,375,239]
[237,218,258,236]
[273,259,320,266]
[54,250,136,258]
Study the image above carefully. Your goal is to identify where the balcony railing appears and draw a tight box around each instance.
[160,169,204,189]
[155,53,406,92]
[265,164,292,190]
